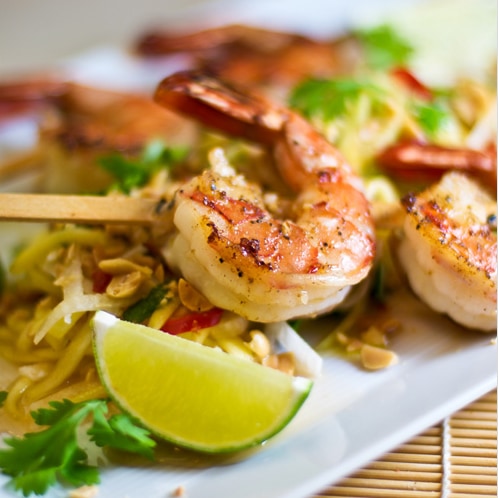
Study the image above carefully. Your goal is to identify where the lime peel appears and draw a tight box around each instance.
[92,311,312,453]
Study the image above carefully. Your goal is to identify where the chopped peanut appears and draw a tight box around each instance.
[98,257,153,276]
[154,263,165,282]
[69,485,99,498]
[360,344,399,370]
[276,352,296,376]
[335,331,362,352]
[106,271,145,298]
[172,485,186,497]
[262,354,279,370]
[263,352,295,375]
[361,326,387,347]
[247,330,271,358]
[345,338,363,353]
[130,254,156,268]
[335,331,349,345]
[178,278,213,312]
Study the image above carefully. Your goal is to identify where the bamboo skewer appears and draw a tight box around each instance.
[0,193,172,225]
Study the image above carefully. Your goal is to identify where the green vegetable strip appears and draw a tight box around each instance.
[122,284,169,323]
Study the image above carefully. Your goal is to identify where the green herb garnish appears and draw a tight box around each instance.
[122,284,169,324]
[414,101,450,137]
[289,78,382,121]
[98,139,188,193]
[0,391,7,408]
[87,409,154,459]
[355,24,414,69]
[0,399,155,496]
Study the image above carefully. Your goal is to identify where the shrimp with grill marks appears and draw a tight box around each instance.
[154,70,375,322]
[0,79,194,192]
[136,24,361,95]
[397,171,496,331]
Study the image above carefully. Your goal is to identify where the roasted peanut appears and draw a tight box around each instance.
[360,344,398,370]
[106,271,145,298]
[178,278,213,312]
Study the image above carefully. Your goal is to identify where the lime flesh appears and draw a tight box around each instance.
[92,311,312,453]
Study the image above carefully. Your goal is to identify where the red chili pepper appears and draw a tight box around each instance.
[161,307,224,335]
[391,67,433,101]
[92,269,112,293]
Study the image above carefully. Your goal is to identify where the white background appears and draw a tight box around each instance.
[0,0,215,74]
[0,0,495,86]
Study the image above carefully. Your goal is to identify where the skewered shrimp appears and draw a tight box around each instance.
[154,70,375,322]
[397,171,496,331]
[0,80,195,192]
[136,24,361,96]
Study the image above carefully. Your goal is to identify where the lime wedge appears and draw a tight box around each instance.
[92,311,312,453]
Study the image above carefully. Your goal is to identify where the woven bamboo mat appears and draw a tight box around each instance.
[314,390,497,498]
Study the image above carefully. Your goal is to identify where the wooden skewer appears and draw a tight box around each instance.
[0,193,172,226]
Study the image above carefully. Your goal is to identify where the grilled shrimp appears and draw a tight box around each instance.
[137,24,361,96]
[397,171,496,331]
[154,70,375,322]
[0,80,194,192]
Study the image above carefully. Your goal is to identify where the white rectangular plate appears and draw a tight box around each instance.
[0,1,496,497]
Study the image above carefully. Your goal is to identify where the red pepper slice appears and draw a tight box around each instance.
[391,67,433,101]
[92,269,112,293]
[161,307,224,335]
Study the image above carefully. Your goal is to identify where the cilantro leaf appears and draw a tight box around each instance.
[98,139,188,194]
[355,24,414,69]
[0,391,7,407]
[0,399,103,496]
[0,398,156,496]
[88,411,155,460]
[141,139,188,165]
[31,398,78,426]
[414,101,450,137]
[289,78,382,121]
[98,154,149,194]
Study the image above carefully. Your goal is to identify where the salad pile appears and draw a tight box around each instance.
[0,5,495,497]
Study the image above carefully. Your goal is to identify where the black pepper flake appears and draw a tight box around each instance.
[240,237,260,257]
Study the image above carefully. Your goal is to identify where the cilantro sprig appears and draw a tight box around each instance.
[0,399,155,496]
[98,139,188,194]
[355,24,414,70]
[289,78,383,122]
[414,101,450,137]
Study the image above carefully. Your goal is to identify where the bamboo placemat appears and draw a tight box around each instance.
[314,390,497,498]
